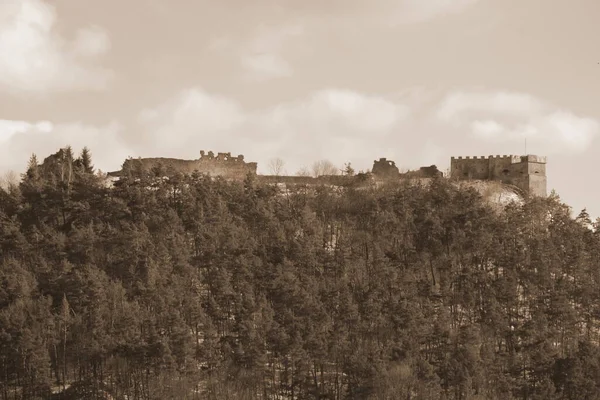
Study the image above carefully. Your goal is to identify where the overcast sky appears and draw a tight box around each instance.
[1,0,599,216]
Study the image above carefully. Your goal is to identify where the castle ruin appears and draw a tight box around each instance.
[372,158,400,178]
[371,158,443,180]
[117,150,258,180]
[450,154,547,197]
[109,150,547,197]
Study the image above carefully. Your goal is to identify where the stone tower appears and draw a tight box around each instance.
[450,154,547,197]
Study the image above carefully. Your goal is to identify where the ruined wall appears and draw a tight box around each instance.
[110,150,546,197]
[372,158,442,180]
[372,158,400,179]
[121,158,196,175]
[450,156,491,180]
[259,175,359,187]
[450,155,547,197]
[118,150,257,180]
[193,151,257,179]
[402,165,443,179]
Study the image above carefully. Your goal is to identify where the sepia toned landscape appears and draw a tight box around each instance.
[1,0,600,399]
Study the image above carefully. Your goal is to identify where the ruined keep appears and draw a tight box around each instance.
[117,150,258,180]
[450,154,547,197]
[372,158,400,178]
[371,158,443,180]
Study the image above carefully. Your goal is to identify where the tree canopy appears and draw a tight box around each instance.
[1,147,600,399]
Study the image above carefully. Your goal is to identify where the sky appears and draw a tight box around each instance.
[0,0,599,217]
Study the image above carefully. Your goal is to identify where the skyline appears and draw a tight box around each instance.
[0,0,598,217]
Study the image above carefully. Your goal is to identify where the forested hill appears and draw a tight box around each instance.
[2,148,600,400]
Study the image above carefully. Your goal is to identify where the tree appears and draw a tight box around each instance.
[268,157,285,176]
[343,163,355,176]
[0,170,19,190]
[25,153,40,181]
[296,166,312,177]
[80,147,94,174]
[6,145,600,399]
[311,159,339,177]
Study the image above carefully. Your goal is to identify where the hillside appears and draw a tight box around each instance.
[1,149,598,400]
[104,167,525,212]
[454,179,524,209]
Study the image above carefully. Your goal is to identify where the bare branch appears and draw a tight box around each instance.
[268,157,285,176]
[311,159,339,177]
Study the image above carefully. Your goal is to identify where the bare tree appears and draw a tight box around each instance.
[311,159,339,177]
[268,157,285,176]
[0,170,19,190]
[296,166,312,177]
[343,163,355,176]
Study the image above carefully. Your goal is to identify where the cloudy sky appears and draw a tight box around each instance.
[1,0,599,216]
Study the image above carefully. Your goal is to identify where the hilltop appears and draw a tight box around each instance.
[106,150,532,211]
[2,146,600,400]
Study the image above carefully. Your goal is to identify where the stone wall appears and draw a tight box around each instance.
[258,175,362,187]
[401,165,443,179]
[117,150,257,180]
[450,154,547,197]
[372,158,400,178]
[371,158,442,180]
[108,150,546,197]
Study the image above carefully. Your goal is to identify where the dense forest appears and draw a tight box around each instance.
[1,147,600,400]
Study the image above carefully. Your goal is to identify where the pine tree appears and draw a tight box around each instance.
[80,146,94,174]
[25,153,40,180]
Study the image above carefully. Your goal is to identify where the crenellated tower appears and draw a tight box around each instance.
[450,154,547,197]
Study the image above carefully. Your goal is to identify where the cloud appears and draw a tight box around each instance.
[241,54,293,80]
[0,119,129,173]
[139,86,598,175]
[247,24,304,54]
[470,120,505,138]
[137,87,412,173]
[211,23,304,81]
[241,23,304,81]
[0,0,113,95]
[437,91,544,123]
[208,36,232,52]
[137,88,246,157]
[72,25,111,58]
[435,90,599,155]
[264,89,410,135]
[261,0,481,26]
[387,0,481,25]
[209,0,480,81]
[0,119,53,141]
[6,85,592,180]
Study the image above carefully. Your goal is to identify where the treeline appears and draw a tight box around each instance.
[1,147,600,399]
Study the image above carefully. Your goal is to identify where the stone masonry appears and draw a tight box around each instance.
[116,150,258,180]
[109,150,547,197]
[450,154,547,197]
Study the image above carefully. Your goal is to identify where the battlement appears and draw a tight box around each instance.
[450,154,547,197]
[451,154,546,163]
[374,157,397,166]
[523,155,547,163]
[199,150,248,163]
[117,150,257,179]
[109,149,547,197]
